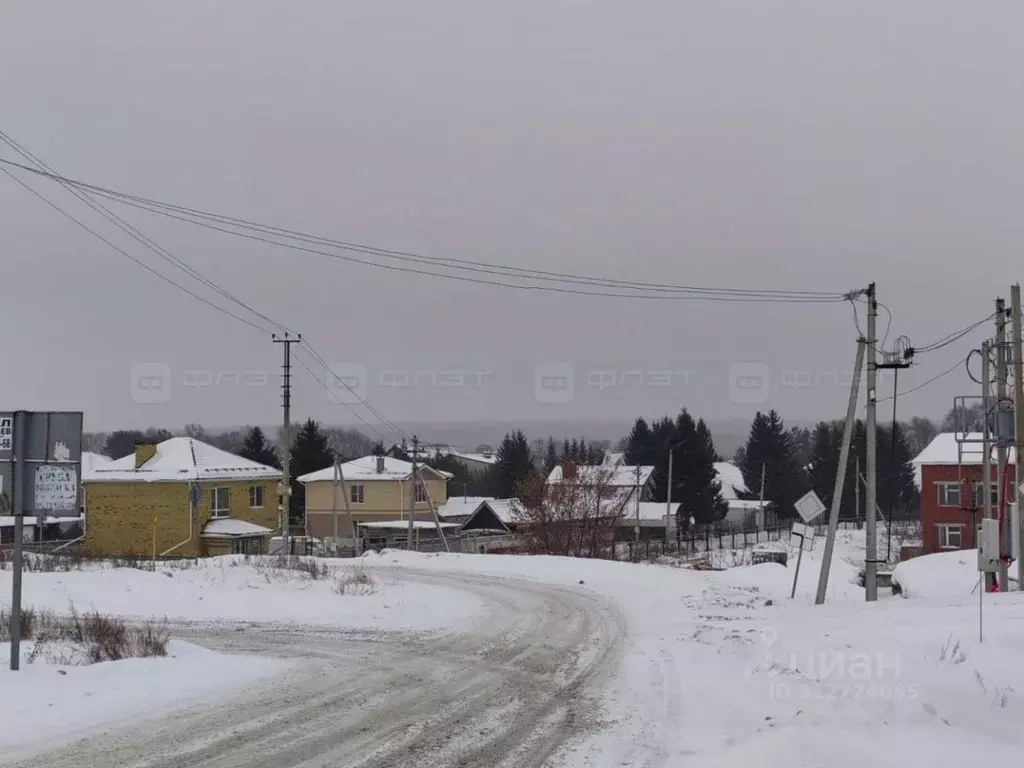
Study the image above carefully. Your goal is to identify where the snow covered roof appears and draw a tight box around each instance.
[202,518,273,538]
[81,451,113,480]
[912,433,1017,467]
[436,497,517,523]
[713,462,748,500]
[451,451,497,466]
[546,463,655,488]
[357,520,460,530]
[603,451,625,467]
[727,499,772,510]
[297,455,454,483]
[626,502,680,521]
[88,438,283,483]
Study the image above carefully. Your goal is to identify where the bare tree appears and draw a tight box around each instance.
[512,462,628,558]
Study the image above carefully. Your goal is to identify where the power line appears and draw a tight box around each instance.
[913,312,997,354]
[1,131,409,446]
[0,166,273,334]
[291,348,392,443]
[0,157,852,303]
[0,132,296,337]
[878,352,972,402]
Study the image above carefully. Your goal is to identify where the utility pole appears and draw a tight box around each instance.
[865,282,879,602]
[816,339,866,605]
[1011,284,1024,591]
[982,340,995,592]
[855,456,860,522]
[272,333,300,553]
[338,458,358,556]
[406,435,419,550]
[877,336,912,562]
[665,446,674,543]
[758,462,766,525]
[331,457,340,549]
[634,463,641,546]
[995,298,1010,591]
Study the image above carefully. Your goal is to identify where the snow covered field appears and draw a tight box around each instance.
[2,536,1023,767]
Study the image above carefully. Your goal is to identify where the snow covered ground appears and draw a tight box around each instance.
[3,536,1024,766]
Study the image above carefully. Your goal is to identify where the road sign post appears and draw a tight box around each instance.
[790,521,816,599]
[1,411,83,671]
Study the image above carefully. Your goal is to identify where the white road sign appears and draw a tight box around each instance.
[795,489,826,524]
[33,465,78,512]
[791,521,813,539]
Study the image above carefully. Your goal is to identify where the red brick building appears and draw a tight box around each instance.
[912,433,1016,554]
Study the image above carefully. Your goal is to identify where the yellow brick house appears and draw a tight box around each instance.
[84,438,283,557]
[299,455,452,543]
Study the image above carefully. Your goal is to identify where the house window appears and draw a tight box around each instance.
[974,482,999,508]
[415,482,428,503]
[211,487,230,518]
[938,524,963,549]
[249,485,264,508]
[234,537,263,555]
[937,482,961,507]
[350,484,365,504]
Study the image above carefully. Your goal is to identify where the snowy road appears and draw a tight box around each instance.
[2,569,629,768]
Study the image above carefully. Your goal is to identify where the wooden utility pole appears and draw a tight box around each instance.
[273,333,300,553]
[634,463,641,545]
[1011,285,1024,590]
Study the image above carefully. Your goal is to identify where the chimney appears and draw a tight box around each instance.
[376,455,386,473]
[562,461,577,480]
[134,442,157,469]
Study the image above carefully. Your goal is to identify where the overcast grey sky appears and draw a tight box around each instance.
[2,1,1021,437]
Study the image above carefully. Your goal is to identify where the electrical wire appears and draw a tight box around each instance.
[914,312,997,354]
[0,156,852,303]
[877,352,973,402]
[0,131,409,445]
[0,167,273,334]
[0,132,296,337]
[290,349,392,443]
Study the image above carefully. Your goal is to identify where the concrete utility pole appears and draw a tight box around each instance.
[9,412,25,670]
[758,462,766,524]
[855,456,860,521]
[406,435,419,549]
[865,283,879,602]
[982,340,995,592]
[816,339,866,605]
[665,447,674,542]
[414,464,451,552]
[1007,286,1024,593]
[634,463,641,545]
[273,333,300,553]
[332,458,340,547]
[1012,284,1024,590]
[995,298,1010,590]
[338,458,358,556]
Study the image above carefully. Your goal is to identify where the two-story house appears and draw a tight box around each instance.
[912,432,1016,554]
[84,438,283,557]
[298,455,453,541]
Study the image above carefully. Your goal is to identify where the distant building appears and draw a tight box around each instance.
[714,461,770,529]
[298,455,453,542]
[912,432,1011,554]
[84,438,281,557]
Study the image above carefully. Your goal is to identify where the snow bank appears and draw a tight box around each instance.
[0,556,483,631]
[893,550,982,598]
[0,639,289,758]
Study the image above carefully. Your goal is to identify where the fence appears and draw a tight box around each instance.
[621,518,922,564]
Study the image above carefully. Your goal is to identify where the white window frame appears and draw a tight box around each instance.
[936,482,961,507]
[350,484,365,504]
[211,487,230,518]
[249,485,264,508]
[938,524,963,550]
[414,481,429,504]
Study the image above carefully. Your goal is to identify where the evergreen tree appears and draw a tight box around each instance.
[543,438,559,475]
[371,440,386,456]
[623,418,653,466]
[740,410,809,521]
[486,430,536,498]
[690,418,729,523]
[289,419,335,524]
[240,426,281,469]
[562,438,572,462]
[569,438,580,463]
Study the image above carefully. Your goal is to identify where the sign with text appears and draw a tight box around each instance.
[794,490,826,524]
[0,411,83,517]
